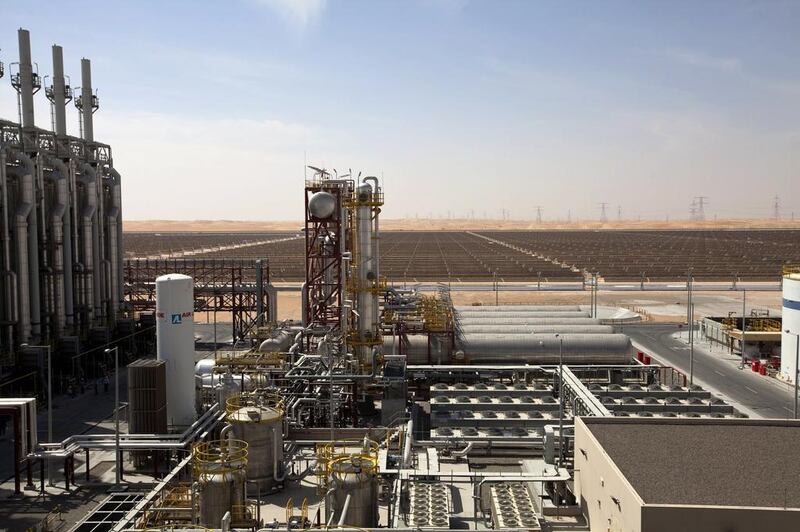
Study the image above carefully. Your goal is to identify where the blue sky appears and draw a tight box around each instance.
[1,0,799,220]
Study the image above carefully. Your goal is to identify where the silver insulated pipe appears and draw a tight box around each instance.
[457,333,632,364]
[0,150,15,350]
[10,152,35,341]
[456,310,590,319]
[105,167,122,318]
[458,324,614,335]
[453,305,582,312]
[78,164,97,323]
[458,317,600,326]
[45,161,68,334]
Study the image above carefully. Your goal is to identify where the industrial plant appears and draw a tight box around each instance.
[0,29,125,378]
[2,26,800,532]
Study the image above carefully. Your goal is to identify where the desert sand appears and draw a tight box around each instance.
[191,286,782,324]
[123,218,800,233]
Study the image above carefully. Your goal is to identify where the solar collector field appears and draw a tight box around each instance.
[123,229,799,282]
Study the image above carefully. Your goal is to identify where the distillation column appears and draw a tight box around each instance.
[354,180,382,365]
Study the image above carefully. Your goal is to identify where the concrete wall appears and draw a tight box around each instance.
[574,417,643,532]
[642,505,800,532]
[701,318,731,348]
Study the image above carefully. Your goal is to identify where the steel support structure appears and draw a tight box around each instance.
[123,258,271,342]
[304,178,349,344]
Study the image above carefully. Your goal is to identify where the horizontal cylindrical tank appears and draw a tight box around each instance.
[195,358,216,377]
[457,317,599,326]
[458,325,614,335]
[156,274,196,427]
[456,311,590,319]
[330,455,379,527]
[454,305,581,312]
[229,405,283,492]
[781,273,800,383]
[457,333,632,364]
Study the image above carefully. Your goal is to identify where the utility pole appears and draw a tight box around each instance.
[617,205,622,221]
[740,290,746,368]
[534,206,543,224]
[105,347,121,485]
[695,196,708,221]
[773,195,781,220]
[687,268,694,387]
[556,334,564,467]
[598,203,608,223]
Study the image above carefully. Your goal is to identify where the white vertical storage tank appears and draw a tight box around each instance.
[781,273,800,383]
[156,274,196,426]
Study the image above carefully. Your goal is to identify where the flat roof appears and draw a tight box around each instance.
[582,417,800,508]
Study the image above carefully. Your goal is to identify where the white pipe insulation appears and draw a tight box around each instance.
[10,153,34,342]
[44,161,68,334]
[105,166,122,318]
[0,149,15,350]
[51,159,75,329]
[78,164,97,323]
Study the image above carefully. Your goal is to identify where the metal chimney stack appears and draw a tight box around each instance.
[51,45,68,136]
[80,58,94,142]
[17,28,36,129]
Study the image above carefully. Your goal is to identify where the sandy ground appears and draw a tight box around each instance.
[191,287,782,324]
[122,218,800,232]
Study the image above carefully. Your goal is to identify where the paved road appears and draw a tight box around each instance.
[624,323,797,419]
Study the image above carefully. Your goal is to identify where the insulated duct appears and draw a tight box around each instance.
[0,149,14,351]
[10,152,35,341]
[105,167,122,318]
[44,161,68,335]
[457,333,632,364]
[456,311,590,319]
[77,164,97,323]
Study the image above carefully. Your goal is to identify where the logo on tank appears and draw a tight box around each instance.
[157,311,193,322]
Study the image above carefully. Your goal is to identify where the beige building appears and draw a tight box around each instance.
[574,417,800,532]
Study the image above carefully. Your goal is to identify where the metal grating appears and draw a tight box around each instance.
[70,493,146,532]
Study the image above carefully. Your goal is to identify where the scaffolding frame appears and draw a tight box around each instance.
[123,258,271,342]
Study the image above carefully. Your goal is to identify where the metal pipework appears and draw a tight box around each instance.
[9,152,35,341]
[77,164,97,323]
[17,29,36,128]
[0,149,15,350]
[44,163,68,335]
[50,159,75,328]
[104,167,122,318]
[283,348,381,381]
[337,493,352,527]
